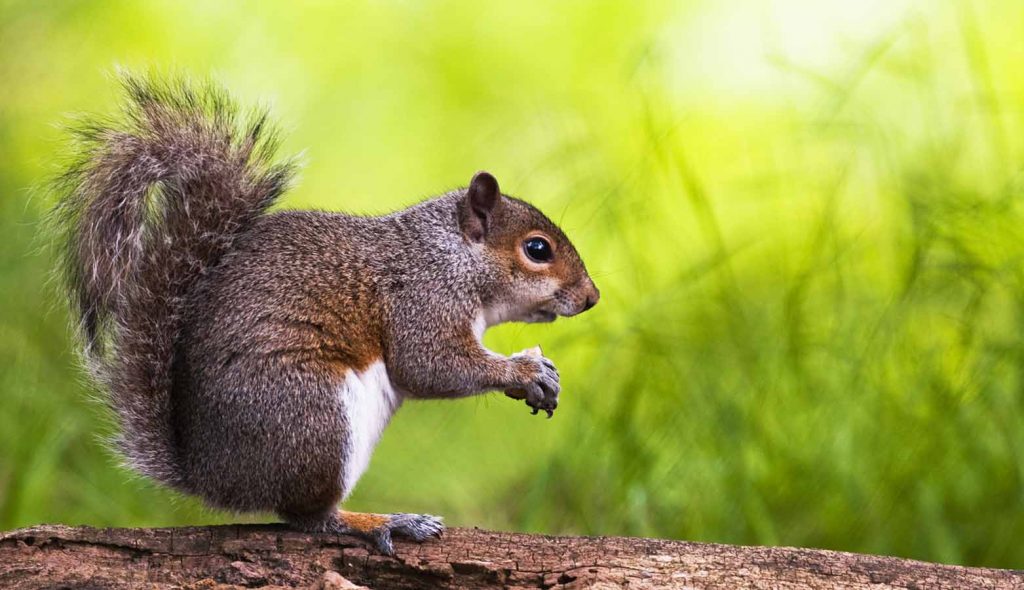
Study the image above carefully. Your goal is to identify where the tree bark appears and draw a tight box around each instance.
[1,524,1021,589]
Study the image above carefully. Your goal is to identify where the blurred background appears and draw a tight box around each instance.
[2,0,1024,569]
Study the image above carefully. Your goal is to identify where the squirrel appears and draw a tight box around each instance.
[51,74,599,555]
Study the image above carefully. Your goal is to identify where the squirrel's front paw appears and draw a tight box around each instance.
[507,350,560,418]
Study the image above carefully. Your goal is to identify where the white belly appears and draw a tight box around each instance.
[339,361,402,498]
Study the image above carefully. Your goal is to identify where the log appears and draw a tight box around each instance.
[1,524,1022,589]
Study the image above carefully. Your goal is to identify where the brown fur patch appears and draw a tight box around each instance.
[339,511,390,533]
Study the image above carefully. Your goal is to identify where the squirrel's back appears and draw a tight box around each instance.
[177,200,470,384]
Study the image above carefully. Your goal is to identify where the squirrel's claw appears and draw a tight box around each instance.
[373,527,395,556]
[527,402,556,418]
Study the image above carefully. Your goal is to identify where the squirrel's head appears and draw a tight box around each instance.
[458,171,599,325]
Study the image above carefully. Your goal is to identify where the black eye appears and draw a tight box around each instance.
[523,237,553,263]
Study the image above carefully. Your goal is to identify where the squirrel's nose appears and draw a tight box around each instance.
[582,287,600,312]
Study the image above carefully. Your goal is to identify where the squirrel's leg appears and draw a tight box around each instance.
[282,508,443,556]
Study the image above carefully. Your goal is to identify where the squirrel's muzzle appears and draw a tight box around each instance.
[580,281,600,313]
[559,277,599,317]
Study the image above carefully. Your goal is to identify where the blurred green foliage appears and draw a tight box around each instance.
[2,0,1024,569]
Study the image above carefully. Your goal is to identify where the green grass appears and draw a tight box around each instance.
[2,0,1024,569]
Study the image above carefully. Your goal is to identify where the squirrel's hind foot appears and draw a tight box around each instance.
[287,509,443,556]
[344,511,444,556]
[364,514,444,557]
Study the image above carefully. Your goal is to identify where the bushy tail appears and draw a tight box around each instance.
[51,73,296,488]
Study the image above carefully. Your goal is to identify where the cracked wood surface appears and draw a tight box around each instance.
[1,524,1022,589]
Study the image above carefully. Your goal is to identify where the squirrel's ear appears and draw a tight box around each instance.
[459,171,501,242]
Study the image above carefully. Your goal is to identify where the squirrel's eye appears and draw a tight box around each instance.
[523,237,553,263]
